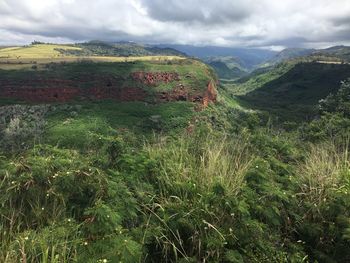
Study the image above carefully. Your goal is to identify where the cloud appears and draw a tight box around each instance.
[140,0,252,24]
[0,0,350,48]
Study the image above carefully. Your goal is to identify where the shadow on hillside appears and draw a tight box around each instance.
[239,62,350,122]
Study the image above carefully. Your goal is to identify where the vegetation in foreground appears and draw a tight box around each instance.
[0,74,349,262]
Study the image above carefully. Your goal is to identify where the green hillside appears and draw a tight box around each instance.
[239,62,350,121]
[265,46,350,67]
[264,48,314,65]
[203,56,247,79]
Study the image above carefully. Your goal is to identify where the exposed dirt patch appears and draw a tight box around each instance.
[202,80,218,107]
[131,71,179,85]
[157,81,217,107]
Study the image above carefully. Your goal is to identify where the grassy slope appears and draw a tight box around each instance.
[203,56,247,80]
[0,44,82,58]
[45,101,195,149]
[233,62,350,122]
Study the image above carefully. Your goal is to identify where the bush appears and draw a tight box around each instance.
[0,105,49,152]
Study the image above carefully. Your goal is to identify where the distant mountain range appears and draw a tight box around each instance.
[266,45,350,66]
[159,44,350,80]
[8,41,348,81]
[155,44,277,69]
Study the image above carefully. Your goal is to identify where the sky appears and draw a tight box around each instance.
[0,0,350,50]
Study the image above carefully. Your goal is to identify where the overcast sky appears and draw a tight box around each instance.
[0,0,350,50]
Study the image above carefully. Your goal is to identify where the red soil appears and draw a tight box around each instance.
[131,71,179,85]
[158,81,217,106]
[0,72,216,106]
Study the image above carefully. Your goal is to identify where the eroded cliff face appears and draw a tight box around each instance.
[0,71,217,106]
[158,80,217,106]
[131,72,179,85]
[203,80,218,107]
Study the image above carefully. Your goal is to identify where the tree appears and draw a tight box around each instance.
[319,78,350,117]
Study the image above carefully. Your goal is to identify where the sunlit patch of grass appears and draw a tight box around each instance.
[297,139,350,205]
[0,44,81,59]
[0,44,185,70]
[145,132,254,197]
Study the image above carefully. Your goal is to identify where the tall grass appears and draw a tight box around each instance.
[0,225,80,263]
[145,131,254,197]
[298,138,349,205]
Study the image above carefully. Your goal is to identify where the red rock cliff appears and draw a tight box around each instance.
[0,72,217,106]
[131,72,179,85]
[202,80,218,107]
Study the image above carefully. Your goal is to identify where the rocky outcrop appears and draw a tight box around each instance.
[202,80,218,107]
[158,84,189,102]
[131,71,179,85]
[158,81,217,106]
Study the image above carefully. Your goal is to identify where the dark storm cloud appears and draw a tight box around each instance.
[140,0,251,24]
[0,0,350,49]
[331,15,350,27]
